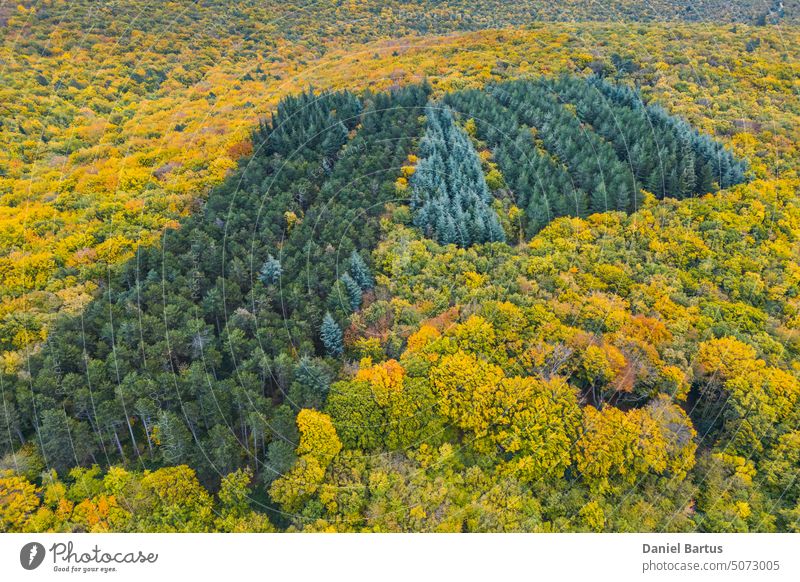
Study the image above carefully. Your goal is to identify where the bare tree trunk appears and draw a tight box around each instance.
[112,428,125,459]
[141,415,154,454]
[124,415,139,458]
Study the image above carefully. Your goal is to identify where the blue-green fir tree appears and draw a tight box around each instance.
[410,104,505,247]
[348,250,374,290]
[320,312,344,357]
[340,273,362,311]
[259,254,282,285]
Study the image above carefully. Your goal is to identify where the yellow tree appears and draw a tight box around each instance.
[0,471,41,532]
[577,406,668,494]
[270,410,343,512]
[429,351,504,437]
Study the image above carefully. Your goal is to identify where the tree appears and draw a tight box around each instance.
[340,273,362,311]
[576,405,679,494]
[259,254,282,285]
[38,409,96,473]
[349,250,374,290]
[429,351,504,437]
[493,376,582,482]
[134,466,214,532]
[290,357,331,409]
[216,468,274,532]
[296,409,342,463]
[269,409,341,512]
[410,105,505,247]
[155,411,193,466]
[0,470,40,531]
[320,312,344,357]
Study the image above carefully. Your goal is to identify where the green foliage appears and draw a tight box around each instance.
[340,273,363,312]
[349,250,374,290]
[0,84,430,486]
[445,75,746,235]
[411,105,506,246]
[259,255,282,286]
[320,313,344,357]
[289,357,332,410]
[2,65,798,533]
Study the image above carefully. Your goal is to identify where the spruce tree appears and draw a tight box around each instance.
[290,357,332,409]
[259,254,282,285]
[320,312,344,357]
[410,104,505,247]
[322,119,348,159]
[340,273,362,311]
[349,250,374,290]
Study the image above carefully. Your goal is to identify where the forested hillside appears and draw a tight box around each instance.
[446,76,746,235]
[1,0,800,535]
[3,70,799,532]
[2,1,799,360]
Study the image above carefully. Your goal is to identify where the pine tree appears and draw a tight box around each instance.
[259,254,282,285]
[157,410,193,465]
[320,312,344,357]
[291,357,331,409]
[340,273,362,311]
[348,250,374,290]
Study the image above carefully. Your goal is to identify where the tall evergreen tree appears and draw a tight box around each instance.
[320,312,344,357]
[290,357,331,409]
[259,254,282,285]
[340,273,362,312]
[38,409,96,473]
[157,411,193,465]
[349,250,374,290]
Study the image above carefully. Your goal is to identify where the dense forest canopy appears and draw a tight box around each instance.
[4,72,800,533]
[1,1,799,535]
[1,1,799,357]
[446,76,746,236]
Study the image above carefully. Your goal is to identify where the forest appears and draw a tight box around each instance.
[1,1,800,534]
[3,72,800,532]
[2,1,798,354]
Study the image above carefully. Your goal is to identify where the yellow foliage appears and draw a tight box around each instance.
[463,118,477,137]
[0,470,41,532]
[464,270,487,290]
[429,351,504,436]
[284,210,298,231]
[580,344,626,386]
[577,405,671,493]
[296,409,343,464]
[269,456,327,513]
[696,336,758,378]
[452,315,497,354]
[355,359,405,406]
[578,501,605,532]
[403,323,442,357]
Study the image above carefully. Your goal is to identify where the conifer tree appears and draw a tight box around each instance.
[290,357,332,409]
[320,312,344,357]
[340,273,362,311]
[259,254,282,285]
[349,250,374,290]
[156,411,193,465]
[410,104,505,247]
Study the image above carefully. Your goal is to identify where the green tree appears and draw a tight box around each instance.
[320,312,344,357]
